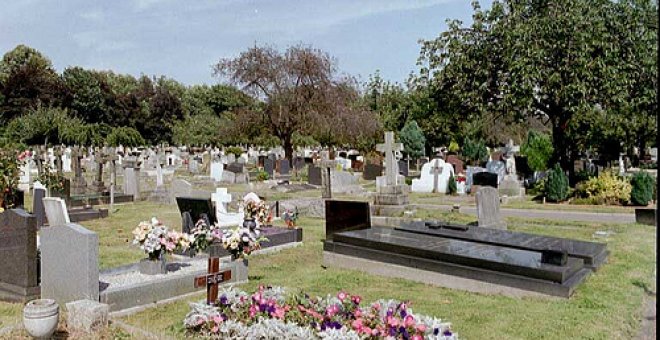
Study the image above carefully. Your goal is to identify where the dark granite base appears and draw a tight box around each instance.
[396,221,608,270]
[0,281,40,303]
[635,208,656,226]
[69,194,134,207]
[68,207,109,223]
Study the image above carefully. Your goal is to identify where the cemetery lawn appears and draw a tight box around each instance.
[117,205,656,339]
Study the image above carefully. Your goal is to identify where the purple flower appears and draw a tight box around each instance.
[434,328,440,335]
[219,295,228,305]
[400,309,407,318]
[443,329,453,336]
[400,326,410,339]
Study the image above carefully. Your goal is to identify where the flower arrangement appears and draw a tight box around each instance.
[189,218,267,259]
[132,217,193,260]
[244,199,271,226]
[282,208,298,228]
[184,285,457,339]
[36,162,67,194]
[455,174,466,183]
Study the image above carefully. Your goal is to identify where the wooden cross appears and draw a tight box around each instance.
[376,131,403,186]
[194,257,232,305]
[429,159,444,193]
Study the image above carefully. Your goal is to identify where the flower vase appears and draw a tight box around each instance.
[23,299,59,339]
[457,182,466,195]
[139,254,167,275]
[231,254,249,283]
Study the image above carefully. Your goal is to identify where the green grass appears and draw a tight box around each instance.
[117,210,655,339]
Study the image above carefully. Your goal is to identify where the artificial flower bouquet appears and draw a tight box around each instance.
[132,217,193,260]
[189,218,267,259]
[244,199,272,226]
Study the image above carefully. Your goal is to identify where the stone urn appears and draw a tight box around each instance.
[23,299,59,339]
[139,254,167,275]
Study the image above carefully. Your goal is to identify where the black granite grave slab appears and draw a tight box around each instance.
[396,222,608,269]
[0,209,40,302]
[330,227,583,283]
[208,227,303,257]
[325,200,371,240]
[398,160,409,176]
[176,197,216,231]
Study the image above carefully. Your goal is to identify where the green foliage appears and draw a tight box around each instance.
[106,127,145,147]
[36,162,67,193]
[448,140,460,153]
[545,164,570,202]
[447,173,457,195]
[462,138,488,165]
[292,132,318,148]
[172,114,226,146]
[0,148,21,209]
[574,171,631,205]
[399,120,425,159]
[5,106,78,145]
[630,172,655,206]
[225,146,243,158]
[521,130,554,172]
[256,169,269,182]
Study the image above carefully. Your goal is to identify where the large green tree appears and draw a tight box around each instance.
[419,0,657,177]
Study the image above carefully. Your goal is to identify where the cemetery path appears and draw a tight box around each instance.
[413,204,636,224]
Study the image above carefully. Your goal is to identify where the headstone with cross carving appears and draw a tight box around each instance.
[373,131,409,216]
[412,158,455,193]
[92,148,106,192]
[212,188,244,226]
[320,160,336,199]
[71,147,87,195]
[194,256,232,305]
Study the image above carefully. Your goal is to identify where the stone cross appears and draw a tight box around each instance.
[429,159,444,193]
[194,256,232,305]
[211,188,233,214]
[54,146,63,175]
[376,131,403,186]
[93,148,105,192]
[105,148,119,210]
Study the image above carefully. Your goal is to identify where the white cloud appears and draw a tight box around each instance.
[79,10,104,21]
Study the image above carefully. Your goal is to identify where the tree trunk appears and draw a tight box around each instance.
[283,134,293,162]
[550,115,575,183]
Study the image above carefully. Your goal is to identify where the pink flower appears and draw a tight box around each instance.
[363,326,372,335]
[196,317,205,325]
[273,307,286,319]
[211,326,219,333]
[404,315,415,327]
[249,304,257,318]
[351,319,363,330]
[337,291,347,301]
[416,324,427,333]
[326,304,339,317]
[372,327,381,336]
[354,309,362,318]
[212,315,223,324]
[352,295,362,304]
[412,335,423,340]
[387,316,399,327]
[372,302,381,311]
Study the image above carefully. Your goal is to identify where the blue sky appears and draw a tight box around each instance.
[0,0,477,85]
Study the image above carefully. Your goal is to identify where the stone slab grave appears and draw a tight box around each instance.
[411,158,455,193]
[42,197,71,226]
[398,160,409,177]
[323,200,596,298]
[0,209,39,302]
[396,221,608,270]
[330,170,361,194]
[476,187,507,229]
[41,223,99,305]
[225,162,248,184]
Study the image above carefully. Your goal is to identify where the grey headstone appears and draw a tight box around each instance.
[308,166,322,185]
[486,160,506,184]
[170,179,193,204]
[43,197,70,226]
[226,162,244,174]
[278,159,290,175]
[499,174,523,197]
[264,159,274,178]
[476,187,507,230]
[363,163,383,180]
[0,209,39,302]
[293,157,305,170]
[123,167,140,200]
[41,223,99,304]
[221,171,236,184]
[32,188,46,228]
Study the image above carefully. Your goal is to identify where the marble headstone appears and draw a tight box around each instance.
[475,187,507,229]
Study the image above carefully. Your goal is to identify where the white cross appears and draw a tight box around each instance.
[211,188,233,214]
[376,131,403,186]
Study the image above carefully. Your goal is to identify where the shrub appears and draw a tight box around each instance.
[448,140,460,153]
[256,169,269,181]
[399,120,426,159]
[462,137,488,165]
[106,126,145,147]
[225,146,243,158]
[521,130,553,172]
[630,172,655,206]
[574,171,631,205]
[447,173,457,195]
[545,164,569,202]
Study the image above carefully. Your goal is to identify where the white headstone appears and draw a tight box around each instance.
[62,148,72,173]
[43,197,71,226]
[212,188,245,227]
[210,162,224,182]
[411,159,454,193]
[376,131,404,186]
[155,163,164,187]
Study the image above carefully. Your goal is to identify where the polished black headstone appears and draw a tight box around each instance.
[308,166,322,185]
[541,249,568,266]
[325,200,371,241]
[473,172,498,188]
[176,197,216,231]
[226,162,244,174]
[398,160,409,177]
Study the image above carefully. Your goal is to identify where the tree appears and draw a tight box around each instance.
[419,0,657,178]
[399,120,426,159]
[521,130,553,172]
[62,67,113,124]
[0,45,63,123]
[106,127,145,147]
[214,44,379,160]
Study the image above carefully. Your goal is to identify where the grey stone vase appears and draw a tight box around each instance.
[139,255,167,275]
